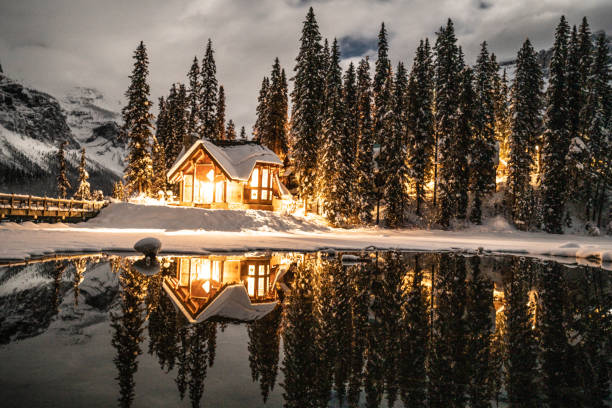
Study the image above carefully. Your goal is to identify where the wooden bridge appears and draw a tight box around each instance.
[0,193,108,222]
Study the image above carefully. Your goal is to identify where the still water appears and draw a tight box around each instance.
[0,251,609,407]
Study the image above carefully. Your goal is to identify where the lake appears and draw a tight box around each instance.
[0,251,610,407]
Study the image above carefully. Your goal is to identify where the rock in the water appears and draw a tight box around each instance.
[133,237,161,258]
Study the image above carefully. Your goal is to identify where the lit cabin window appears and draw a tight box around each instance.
[251,190,258,200]
[206,169,214,181]
[250,168,259,187]
[262,168,269,188]
[183,175,193,202]
[258,265,266,296]
[262,190,268,200]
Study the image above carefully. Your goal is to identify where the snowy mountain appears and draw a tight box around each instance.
[0,71,126,196]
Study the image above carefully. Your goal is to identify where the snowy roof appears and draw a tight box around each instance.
[167,139,283,182]
[162,281,277,323]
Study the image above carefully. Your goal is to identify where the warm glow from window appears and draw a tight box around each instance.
[251,190,258,200]
[183,175,193,202]
[203,280,210,293]
[262,190,268,200]
[250,168,259,187]
[262,169,268,187]
[248,265,255,275]
[215,181,224,202]
[206,169,214,181]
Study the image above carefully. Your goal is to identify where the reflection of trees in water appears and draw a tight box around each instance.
[537,261,581,406]
[428,253,468,407]
[399,254,428,407]
[52,261,66,313]
[247,304,282,403]
[144,258,218,408]
[110,258,147,408]
[281,262,317,408]
[72,258,88,308]
[346,261,371,408]
[465,256,494,408]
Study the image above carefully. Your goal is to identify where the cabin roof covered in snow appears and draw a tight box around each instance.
[167,139,283,182]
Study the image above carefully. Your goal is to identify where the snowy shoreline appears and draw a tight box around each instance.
[0,203,611,265]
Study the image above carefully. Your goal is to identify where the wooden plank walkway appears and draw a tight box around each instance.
[0,193,107,222]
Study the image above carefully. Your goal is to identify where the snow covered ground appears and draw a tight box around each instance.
[0,203,611,266]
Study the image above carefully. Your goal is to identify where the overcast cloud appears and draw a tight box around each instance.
[1,0,610,131]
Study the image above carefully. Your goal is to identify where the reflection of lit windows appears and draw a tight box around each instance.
[251,190,258,200]
[258,265,266,297]
[179,259,190,286]
[212,261,221,281]
[262,190,268,200]
[247,265,255,297]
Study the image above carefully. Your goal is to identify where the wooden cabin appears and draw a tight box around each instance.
[161,253,297,323]
[166,139,291,211]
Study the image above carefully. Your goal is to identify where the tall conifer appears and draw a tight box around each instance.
[56,140,71,198]
[434,19,463,227]
[355,57,376,224]
[186,57,200,142]
[216,85,226,140]
[74,147,91,200]
[507,39,543,229]
[199,39,218,140]
[407,39,434,217]
[541,16,570,233]
[471,42,497,224]
[122,41,154,196]
[290,7,324,201]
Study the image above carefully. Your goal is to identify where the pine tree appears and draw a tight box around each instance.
[163,83,188,164]
[216,85,226,140]
[225,119,237,140]
[384,63,410,228]
[407,39,434,217]
[239,126,247,140]
[318,39,349,226]
[155,95,170,155]
[253,76,270,142]
[290,7,324,202]
[354,57,376,224]
[267,59,289,159]
[541,16,571,233]
[434,19,463,227]
[56,140,71,198]
[373,22,391,146]
[112,180,126,201]
[199,39,218,141]
[186,56,200,143]
[582,33,610,225]
[73,147,91,200]
[151,136,167,195]
[470,42,497,224]
[492,63,512,180]
[122,41,154,196]
[507,38,543,229]
[452,64,473,221]
[342,62,360,223]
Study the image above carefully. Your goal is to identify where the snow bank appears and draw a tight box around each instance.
[75,202,330,232]
[0,203,611,266]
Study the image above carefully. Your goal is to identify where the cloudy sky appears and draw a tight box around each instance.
[1,0,610,132]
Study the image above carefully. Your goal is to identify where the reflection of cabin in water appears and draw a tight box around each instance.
[166,139,291,211]
[162,254,295,323]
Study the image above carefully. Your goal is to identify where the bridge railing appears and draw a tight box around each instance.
[0,193,107,215]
